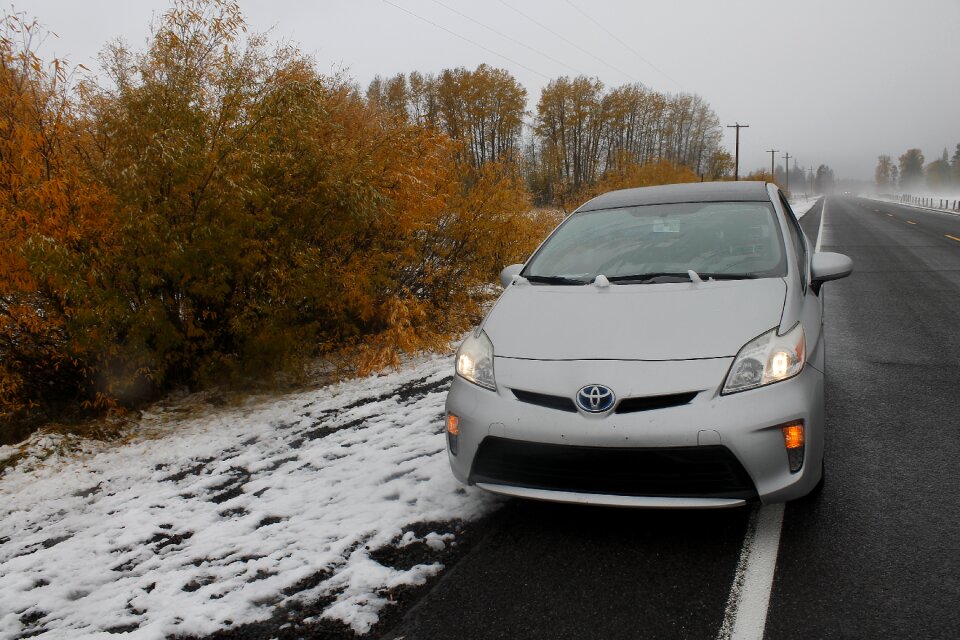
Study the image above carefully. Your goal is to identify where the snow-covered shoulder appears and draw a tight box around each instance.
[789,195,821,219]
[0,353,498,639]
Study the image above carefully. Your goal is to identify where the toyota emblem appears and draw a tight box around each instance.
[575,384,616,413]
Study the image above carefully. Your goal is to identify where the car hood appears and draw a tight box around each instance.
[483,278,787,361]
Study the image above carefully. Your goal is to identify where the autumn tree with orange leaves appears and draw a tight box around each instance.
[0,1,551,437]
[0,13,119,434]
[1,0,732,439]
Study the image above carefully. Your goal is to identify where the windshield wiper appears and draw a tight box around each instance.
[607,271,760,284]
[607,272,694,284]
[524,274,589,285]
[696,273,759,280]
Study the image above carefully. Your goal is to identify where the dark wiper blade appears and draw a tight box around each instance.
[524,274,589,285]
[696,273,760,280]
[607,272,692,283]
[608,271,761,284]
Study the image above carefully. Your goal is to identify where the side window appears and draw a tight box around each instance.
[778,193,808,290]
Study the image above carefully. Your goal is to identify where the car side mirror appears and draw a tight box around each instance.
[499,264,524,288]
[811,252,853,293]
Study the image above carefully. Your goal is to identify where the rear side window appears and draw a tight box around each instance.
[778,193,808,290]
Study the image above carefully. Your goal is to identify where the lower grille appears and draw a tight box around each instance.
[469,437,757,499]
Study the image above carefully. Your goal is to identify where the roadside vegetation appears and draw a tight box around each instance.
[875,146,960,192]
[0,0,737,441]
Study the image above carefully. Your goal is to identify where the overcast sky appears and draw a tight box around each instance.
[24,0,960,181]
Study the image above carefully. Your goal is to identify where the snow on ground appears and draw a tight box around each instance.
[0,445,17,466]
[789,195,820,219]
[0,354,499,639]
[0,192,824,640]
[861,192,960,214]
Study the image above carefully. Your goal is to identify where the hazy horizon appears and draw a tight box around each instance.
[22,0,960,182]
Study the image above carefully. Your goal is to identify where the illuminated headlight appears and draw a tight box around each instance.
[456,330,496,391]
[722,323,805,394]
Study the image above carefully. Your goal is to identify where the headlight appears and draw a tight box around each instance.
[456,330,496,391]
[722,323,805,394]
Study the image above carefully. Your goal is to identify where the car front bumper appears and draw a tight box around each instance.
[445,356,824,507]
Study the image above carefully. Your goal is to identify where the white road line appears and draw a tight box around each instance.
[717,504,785,640]
[815,198,827,252]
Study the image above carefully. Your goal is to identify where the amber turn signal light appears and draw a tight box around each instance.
[781,423,804,449]
[780,421,805,472]
[446,414,460,456]
[446,414,460,436]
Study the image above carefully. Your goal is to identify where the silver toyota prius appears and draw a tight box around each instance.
[444,181,853,508]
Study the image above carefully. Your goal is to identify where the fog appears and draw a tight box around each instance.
[24,0,960,181]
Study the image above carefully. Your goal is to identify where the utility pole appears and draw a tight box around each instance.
[767,149,779,181]
[782,152,792,192]
[727,123,749,180]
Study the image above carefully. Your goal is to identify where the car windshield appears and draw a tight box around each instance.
[522,201,787,283]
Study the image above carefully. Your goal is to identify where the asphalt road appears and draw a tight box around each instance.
[768,197,960,639]
[384,197,960,640]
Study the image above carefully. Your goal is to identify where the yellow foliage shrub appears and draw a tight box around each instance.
[0,1,729,438]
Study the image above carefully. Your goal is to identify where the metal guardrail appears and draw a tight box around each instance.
[897,194,960,211]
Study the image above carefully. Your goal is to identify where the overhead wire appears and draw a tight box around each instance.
[564,0,682,90]
[427,0,589,77]
[495,0,643,85]
[381,0,552,80]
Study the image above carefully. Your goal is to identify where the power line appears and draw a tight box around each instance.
[564,0,682,90]
[495,0,643,85]
[381,0,552,80]
[767,149,779,177]
[427,0,588,77]
[727,122,749,181]
[782,152,792,191]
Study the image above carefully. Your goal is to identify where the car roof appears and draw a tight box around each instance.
[576,181,773,212]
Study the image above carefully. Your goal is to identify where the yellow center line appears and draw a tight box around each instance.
[907,220,917,225]
[946,234,960,244]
